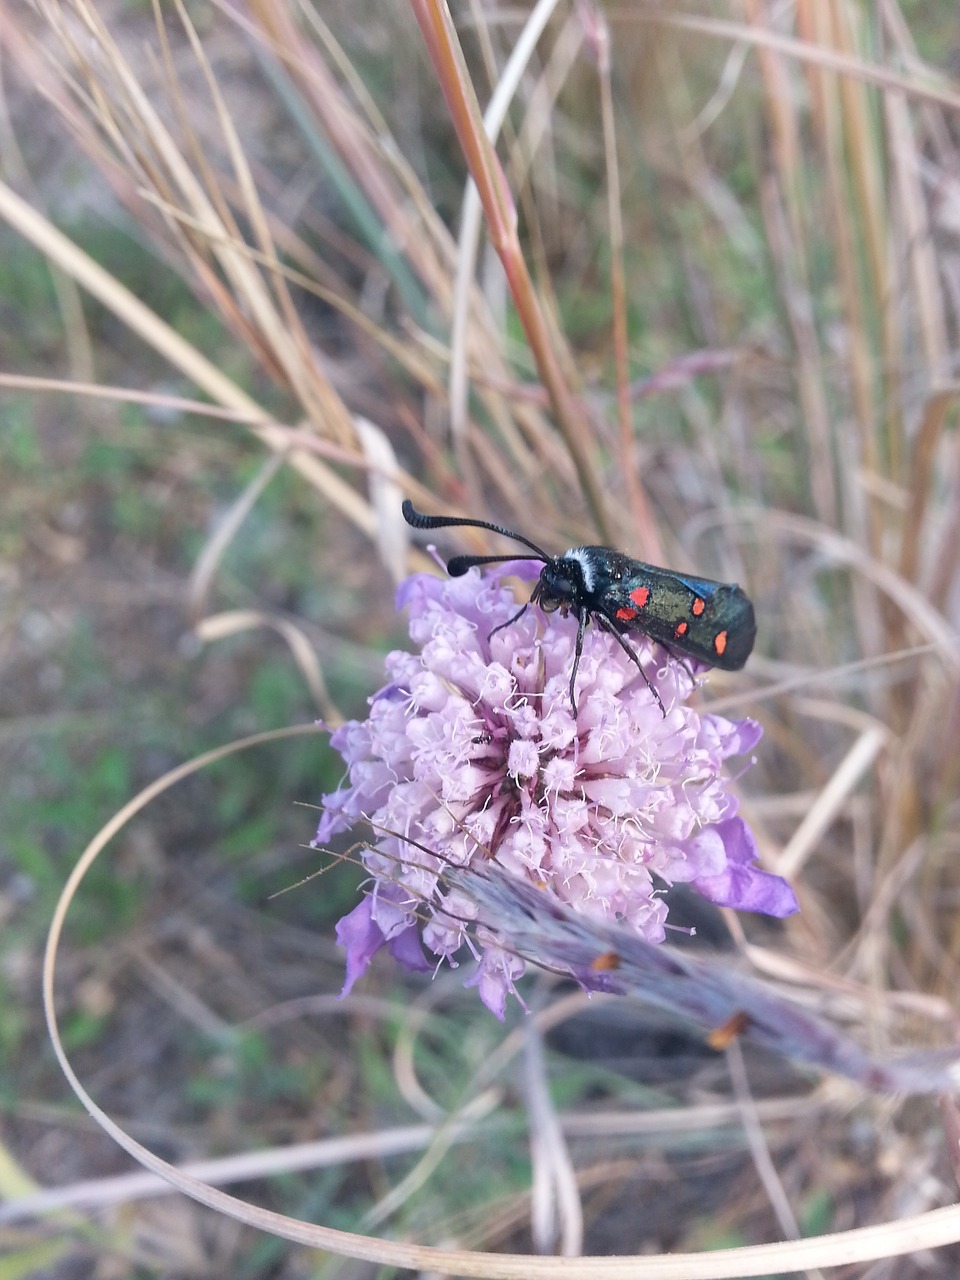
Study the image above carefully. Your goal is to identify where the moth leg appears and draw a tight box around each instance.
[594,612,667,717]
[566,606,589,717]
[487,600,529,642]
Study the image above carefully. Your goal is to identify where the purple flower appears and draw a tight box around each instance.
[317,562,797,1018]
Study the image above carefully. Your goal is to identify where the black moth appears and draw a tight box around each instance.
[401,500,755,717]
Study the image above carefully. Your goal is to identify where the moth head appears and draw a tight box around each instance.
[533,556,584,614]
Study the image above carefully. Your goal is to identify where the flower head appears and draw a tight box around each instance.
[317,561,797,1018]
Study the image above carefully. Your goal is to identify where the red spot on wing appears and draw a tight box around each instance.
[692,596,706,616]
[714,630,729,656]
[674,621,689,639]
[616,606,638,621]
[629,586,650,609]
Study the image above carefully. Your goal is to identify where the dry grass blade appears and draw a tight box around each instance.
[354,415,408,586]
[0,176,376,534]
[18,1,384,526]
[523,1021,583,1256]
[777,720,889,878]
[410,0,612,540]
[448,0,561,444]
[186,451,287,620]
[592,9,660,558]
[631,8,960,112]
[194,610,341,725]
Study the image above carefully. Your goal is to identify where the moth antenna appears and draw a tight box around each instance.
[447,553,545,577]
[402,499,551,561]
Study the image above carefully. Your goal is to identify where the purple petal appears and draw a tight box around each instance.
[704,714,764,758]
[395,570,446,616]
[492,558,544,583]
[464,946,525,1020]
[371,682,407,704]
[314,787,358,844]
[387,923,432,973]
[335,898,387,998]
[691,818,799,917]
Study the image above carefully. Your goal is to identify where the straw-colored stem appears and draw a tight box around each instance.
[408,0,613,542]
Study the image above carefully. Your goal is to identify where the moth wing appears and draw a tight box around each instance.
[601,571,756,671]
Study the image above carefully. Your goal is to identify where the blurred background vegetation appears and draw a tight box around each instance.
[2,0,960,1275]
